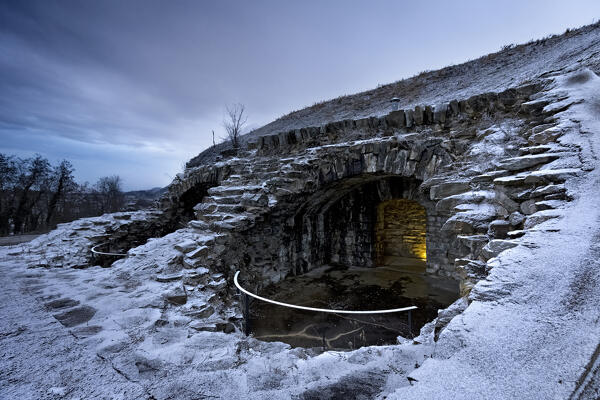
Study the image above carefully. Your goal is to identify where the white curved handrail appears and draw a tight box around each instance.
[91,242,128,257]
[234,271,417,314]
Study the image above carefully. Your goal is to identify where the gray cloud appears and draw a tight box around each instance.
[1,0,599,189]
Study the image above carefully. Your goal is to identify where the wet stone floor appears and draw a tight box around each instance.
[246,265,459,350]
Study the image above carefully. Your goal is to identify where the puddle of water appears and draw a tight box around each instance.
[247,264,459,350]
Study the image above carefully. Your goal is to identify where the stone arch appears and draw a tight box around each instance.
[164,182,215,228]
[287,173,445,276]
[280,138,452,276]
[309,138,450,190]
[228,138,456,285]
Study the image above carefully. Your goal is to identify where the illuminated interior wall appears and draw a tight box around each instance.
[375,199,427,267]
[271,176,448,277]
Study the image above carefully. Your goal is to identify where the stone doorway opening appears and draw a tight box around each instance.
[287,175,441,275]
[241,174,459,349]
[375,199,427,273]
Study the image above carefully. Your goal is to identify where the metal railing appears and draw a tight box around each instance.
[90,242,128,257]
[233,270,417,340]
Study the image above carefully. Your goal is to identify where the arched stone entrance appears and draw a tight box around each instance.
[242,174,457,348]
[287,174,444,275]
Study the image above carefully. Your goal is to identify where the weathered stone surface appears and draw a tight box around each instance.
[471,170,510,183]
[155,272,183,283]
[174,239,197,253]
[70,325,103,339]
[523,210,561,229]
[523,169,580,184]
[519,145,554,155]
[182,256,205,269]
[165,285,187,305]
[531,184,566,198]
[508,211,526,226]
[404,109,414,127]
[433,103,448,124]
[185,304,214,319]
[386,110,406,128]
[434,297,468,341]
[186,245,209,259]
[487,220,511,239]
[480,239,519,260]
[529,127,563,144]
[493,174,527,186]
[498,153,560,171]
[216,322,236,334]
[429,181,470,200]
[455,258,488,281]
[240,192,268,207]
[520,99,548,114]
[208,278,227,291]
[436,191,490,213]
[535,200,563,210]
[53,306,97,327]
[520,200,537,215]
[188,220,209,230]
[413,106,424,125]
[457,235,489,258]
[189,322,218,332]
[45,298,80,310]
[507,230,526,239]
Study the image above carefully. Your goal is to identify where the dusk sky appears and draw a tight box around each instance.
[1,1,599,190]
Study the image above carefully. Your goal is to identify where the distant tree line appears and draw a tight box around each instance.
[0,153,125,236]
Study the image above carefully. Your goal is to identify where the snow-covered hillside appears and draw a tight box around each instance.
[189,22,600,167]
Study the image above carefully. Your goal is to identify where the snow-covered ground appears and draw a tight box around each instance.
[0,222,431,399]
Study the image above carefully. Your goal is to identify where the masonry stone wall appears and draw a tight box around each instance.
[375,199,427,268]
[163,80,581,298]
[324,184,378,268]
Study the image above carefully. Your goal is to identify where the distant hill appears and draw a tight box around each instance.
[123,187,167,210]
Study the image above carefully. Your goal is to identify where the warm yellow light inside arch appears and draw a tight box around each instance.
[416,242,427,261]
[375,199,427,267]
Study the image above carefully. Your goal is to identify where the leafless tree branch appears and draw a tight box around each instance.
[223,103,247,148]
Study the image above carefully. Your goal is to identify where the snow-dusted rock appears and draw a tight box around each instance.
[487,219,511,239]
[480,239,519,260]
[429,181,470,200]
[164,284,187,305]
[434,297,469,341]
[155,272,184,282]
[174,239,197,253]
[185,245,208,259]
[523,210,561,229]
[498,153,560,171]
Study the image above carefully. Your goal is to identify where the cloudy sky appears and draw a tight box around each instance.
[1,1,599,190]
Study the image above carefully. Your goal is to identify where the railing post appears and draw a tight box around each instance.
[243,293,251,336]
[407,309,412,337]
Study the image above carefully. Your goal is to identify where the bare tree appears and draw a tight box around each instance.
[0,153,134,235]
[95,175,124,213]
[13,154,51,234]
[46,160,76,226]
[0,154,17,235]
[223,103,247,148]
